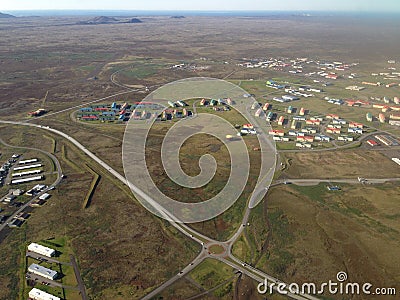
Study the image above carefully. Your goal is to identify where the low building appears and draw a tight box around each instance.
[11,189,24,196]
[349,122,364,129]
[332,119,347,125]
[390,113,400,120]
[255,108,264,117]
[268,130,285,137]
[28,264,58,280]
[327,128,341,134]
[28,243,56,257]
[392,158,400,166]
[297,136,314,143]
[315,135,330,142]
[293,116,306,121]
[348,128,363,134]
[306,119,320,125]
[4,195,16,203]
[389,120,400,126]
[326,114,340,120]
[8,218,24,228]
[28,288,60,300]
[367,140,379,147]
[338,136,354,142]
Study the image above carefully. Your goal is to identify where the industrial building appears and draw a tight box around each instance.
[12,169,42,177]
[26,184,47,196]
[375,135,399,146]
[11,176,43,185]
[28,264,58,280]
[28,243,56,257]
[13,164,42,171]
[28,288,60,300]
[18,158,38,165]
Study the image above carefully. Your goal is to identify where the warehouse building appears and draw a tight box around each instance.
[13,164,42,171]
[28,243,55,257]
[11,176,43,185]
[28,264,58,280]
[18,158,38,165]
[28,288,60,300]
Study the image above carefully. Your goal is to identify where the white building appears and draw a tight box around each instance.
[38,193,51,201]
[28,288,60,300]
[28,243,55,257]
[28,264,58,280]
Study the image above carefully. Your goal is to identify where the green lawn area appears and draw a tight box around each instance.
[189,259,234,290]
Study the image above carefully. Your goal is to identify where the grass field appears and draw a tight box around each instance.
[244,183,400,300]
[280,150,400,179]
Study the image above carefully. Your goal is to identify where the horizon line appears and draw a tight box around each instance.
[3,9,400,12]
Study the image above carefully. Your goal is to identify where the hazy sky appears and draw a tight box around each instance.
[1,0,399,12]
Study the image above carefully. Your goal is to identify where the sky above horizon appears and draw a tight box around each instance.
[1,0,400,12]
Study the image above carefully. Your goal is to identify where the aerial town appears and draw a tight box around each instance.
[0,5,399,300]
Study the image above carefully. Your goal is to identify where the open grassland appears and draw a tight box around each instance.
[145,101,262,240]
[280,150,400,179]
[188,259,234,297]
[243,183,400,300]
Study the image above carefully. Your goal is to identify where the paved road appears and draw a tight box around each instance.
[70,254,88,300]
[0,138,62,233]
[26,251,71,265]
[274,177,400,186]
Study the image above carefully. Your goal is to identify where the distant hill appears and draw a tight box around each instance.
[78,16,119,25]
[0,12,16,18]
[126,18,142,24]
[171,16,185,19]
[78,16,143,25]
